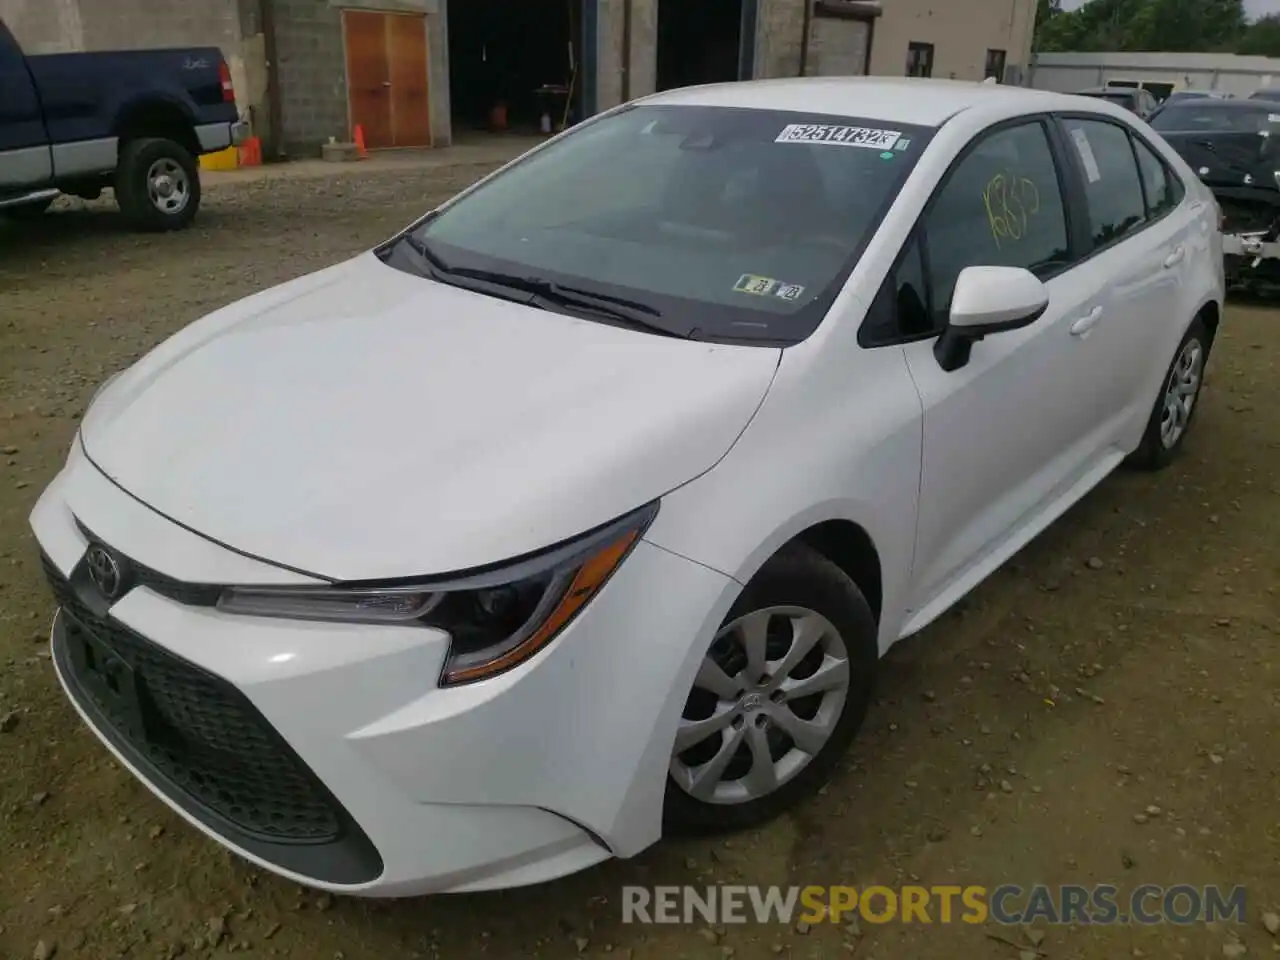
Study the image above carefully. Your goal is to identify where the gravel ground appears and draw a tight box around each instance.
[0,159,1278,960]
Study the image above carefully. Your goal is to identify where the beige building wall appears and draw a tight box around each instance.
[869,0,1037,81]
[604,0,1035,113]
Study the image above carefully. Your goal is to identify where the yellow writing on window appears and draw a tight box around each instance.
[983,172,1041,249]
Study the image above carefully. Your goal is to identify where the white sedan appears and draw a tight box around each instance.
[30,77,1223,896]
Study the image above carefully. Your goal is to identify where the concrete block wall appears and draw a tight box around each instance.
[755,0,807,80]
[273,0,350,156]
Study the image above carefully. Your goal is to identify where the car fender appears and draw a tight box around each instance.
[642,325,924,657]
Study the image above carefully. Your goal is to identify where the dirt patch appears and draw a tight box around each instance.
[1,165,1277,960]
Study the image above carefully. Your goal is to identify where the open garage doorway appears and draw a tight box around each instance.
[448,0,583,135]
[656,0,743,91]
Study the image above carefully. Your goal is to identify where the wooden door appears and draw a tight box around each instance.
[344,10,393,149]
[388,13,430,147]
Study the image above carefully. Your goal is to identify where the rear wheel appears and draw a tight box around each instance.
[1129,317,1209,471]
[115,137,201,232]
[663,544,878,835]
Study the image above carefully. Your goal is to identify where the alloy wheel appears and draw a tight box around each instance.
[1160,337,1204,450]
[670,606,851,805]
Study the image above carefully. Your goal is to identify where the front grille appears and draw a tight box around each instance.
[44,554,340,844]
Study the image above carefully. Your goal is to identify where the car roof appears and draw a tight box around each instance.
[1162,98,1273,110]
[637,77,1082,128]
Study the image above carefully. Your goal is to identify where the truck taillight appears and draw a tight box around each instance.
[218,61,235,103]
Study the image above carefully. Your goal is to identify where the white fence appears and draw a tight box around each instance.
[1029,51,1280,98]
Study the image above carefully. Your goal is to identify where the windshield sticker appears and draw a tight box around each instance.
[775,124,902,150]
[1069,127,1102,183]
[983,172,1042,250]
[895,138,912,151]
[734,275,806,301]
[1270,114,1280,122]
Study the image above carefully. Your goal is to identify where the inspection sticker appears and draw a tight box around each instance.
[775,124,902,150]
[734,274,806,301]
[735,274,780,296]
[1069,127,1102,184]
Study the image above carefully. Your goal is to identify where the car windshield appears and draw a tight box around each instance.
[1151,104,1280,133]
[391,104,933,345]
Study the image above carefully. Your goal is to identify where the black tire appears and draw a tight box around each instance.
[663,543,878,836]
[1,196,54,220]
[114,137,201,232]
[1128,317,1210,471]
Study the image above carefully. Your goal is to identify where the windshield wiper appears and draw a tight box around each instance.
[396,238,682,338]
[449,267,681,338]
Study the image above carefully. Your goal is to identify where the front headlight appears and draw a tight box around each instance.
[217,502,657,685]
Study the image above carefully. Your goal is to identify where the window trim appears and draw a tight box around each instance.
[1050,112,1187,267]
[857,114,1081,349]
[859,228,937,348]
[1129,128,1187,222]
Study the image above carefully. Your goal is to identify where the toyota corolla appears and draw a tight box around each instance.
[30,78,1223,896]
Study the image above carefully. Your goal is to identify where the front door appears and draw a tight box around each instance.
[344,11,431,149]
[901,118,1103,625]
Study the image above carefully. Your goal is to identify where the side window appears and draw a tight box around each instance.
[923,121,1071,320]
[861,232,934,346]
[1062,118,1147,248]
[1132,135,1184,218]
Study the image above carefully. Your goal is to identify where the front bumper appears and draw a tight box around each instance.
[30,444,738,895]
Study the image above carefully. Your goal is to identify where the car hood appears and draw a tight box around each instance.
[1161,129,1280,191]
[80,253,780,581]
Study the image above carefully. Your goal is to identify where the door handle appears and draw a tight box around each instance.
[1163,245,1186,269]
[1070,306,1104,337]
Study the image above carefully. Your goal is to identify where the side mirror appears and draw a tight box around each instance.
[935,266,1049,372]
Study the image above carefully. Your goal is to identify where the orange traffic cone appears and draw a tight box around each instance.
[353,124,368,158]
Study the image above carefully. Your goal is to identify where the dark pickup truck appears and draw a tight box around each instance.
[1,19,245,231]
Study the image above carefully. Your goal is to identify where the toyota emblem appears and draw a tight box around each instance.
[86,544,123,599]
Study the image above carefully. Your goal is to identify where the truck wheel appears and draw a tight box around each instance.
[115,138,201,232]
[2,196,55,220]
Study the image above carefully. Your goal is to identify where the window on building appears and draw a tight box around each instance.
[906,42,934,78]
[985,49,1007,82]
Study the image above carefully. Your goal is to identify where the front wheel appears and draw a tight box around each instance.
[1128,317,1209,471]
[115,137,201,232]
[663,544,878,835]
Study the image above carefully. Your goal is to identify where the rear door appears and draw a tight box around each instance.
[1055,114,1196,451]
[0,19,52,187]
